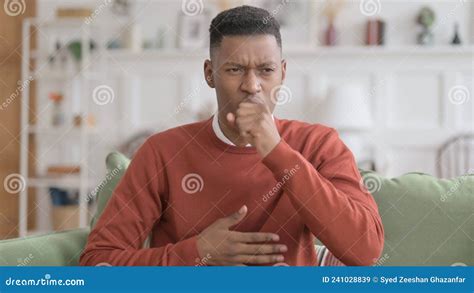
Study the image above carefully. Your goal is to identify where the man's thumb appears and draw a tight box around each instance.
[220,205,247,228]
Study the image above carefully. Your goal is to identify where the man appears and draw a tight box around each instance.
[80,5,384,266]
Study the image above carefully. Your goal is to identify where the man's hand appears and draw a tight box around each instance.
[196,205,287,266]
[227,96,281,157]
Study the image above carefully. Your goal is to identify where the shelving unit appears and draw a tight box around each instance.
[19,18,104,237]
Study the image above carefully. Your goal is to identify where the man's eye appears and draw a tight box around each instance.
[262,68,275,73]
[227,68,242,73]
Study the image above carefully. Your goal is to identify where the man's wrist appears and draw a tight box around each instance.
[258,137,281,158]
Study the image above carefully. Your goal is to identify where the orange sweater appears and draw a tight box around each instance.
[80,117,384,266]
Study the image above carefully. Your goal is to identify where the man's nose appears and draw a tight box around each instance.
[240,70,261,95]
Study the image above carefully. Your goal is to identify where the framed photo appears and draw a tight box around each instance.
[249,0,315,49]
[177,12,209,49]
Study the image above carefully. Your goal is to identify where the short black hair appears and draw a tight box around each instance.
[209,5,282,56]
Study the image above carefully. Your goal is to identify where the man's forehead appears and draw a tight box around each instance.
[214,35,281,65]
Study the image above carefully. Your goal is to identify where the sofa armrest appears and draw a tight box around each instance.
[0,228,89,266]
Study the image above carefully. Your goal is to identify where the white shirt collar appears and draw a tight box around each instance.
[211,114,275,147]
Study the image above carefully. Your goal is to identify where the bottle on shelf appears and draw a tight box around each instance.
[49,92,65,127]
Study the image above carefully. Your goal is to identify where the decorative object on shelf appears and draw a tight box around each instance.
[256,0,313,49]
[48,40,68,71]
[416,6,435,46]
[155,26,166,49]
[366,19,385,46]
[86,114,96,127]
[216,0,235,11]
[56,7,92,19]
[321,0,345,46]
[451,22,462,45]
[177,10,210,49]
[111,0,131,16]
[49,187,79,206]
[73,114,82,127]
[67,40,97,63]
[314,83,373,162]
[73,113,96,128]
[122,23,143,52]
[143,39,154,50]
[49,92,65,127]
[106,38,122,50]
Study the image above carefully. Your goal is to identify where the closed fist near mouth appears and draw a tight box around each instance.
[226,96,281,157]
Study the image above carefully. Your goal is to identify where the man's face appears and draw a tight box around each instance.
[204,34,286,124]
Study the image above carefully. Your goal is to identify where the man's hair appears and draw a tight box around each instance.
[209,5,281,56]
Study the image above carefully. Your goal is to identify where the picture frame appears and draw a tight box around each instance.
[249,0,316,49]
[177,12,210,49]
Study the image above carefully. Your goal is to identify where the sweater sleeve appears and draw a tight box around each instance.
[261,128,384,266]
[79,139,201,266]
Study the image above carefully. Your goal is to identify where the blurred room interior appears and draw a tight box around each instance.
[0,0,472,242]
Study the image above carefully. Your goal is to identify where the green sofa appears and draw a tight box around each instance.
[0,152,472,266]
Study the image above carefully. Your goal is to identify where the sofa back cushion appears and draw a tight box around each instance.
[360,170,473,266]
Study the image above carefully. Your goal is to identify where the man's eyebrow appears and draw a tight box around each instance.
[257,62,278,67]
[223,62,244,67]
[223,61,278,67]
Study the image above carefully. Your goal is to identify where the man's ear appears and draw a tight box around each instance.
[204,59,215,88]
[281,59,287,83]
